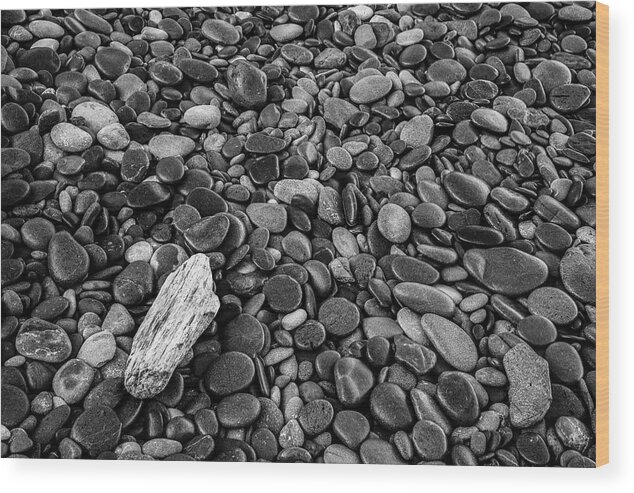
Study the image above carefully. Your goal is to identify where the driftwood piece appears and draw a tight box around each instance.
[124,253,219,399]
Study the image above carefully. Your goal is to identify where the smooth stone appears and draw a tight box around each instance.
[201,19,240,44]
[516,432,550,466]
[470,108,508,133]
[31,297,70,321]
[359,439,406,465]
[393,283,455,317]
[377,203,411,243]
[411,419,447,461]
[94,47,131,79]
[183,105,221,129]
[362,317,403,339]
[503,343,552,428]
[550,84,591,113]
[324,444,361,464]
[444,172,491,207]
[21,217,55,251]
[245,133,286,154]
[421,313,478,372]
[148,134,196,159]
[334,357,374,407]
[555,416,591,452]
[226,61,267,109]
[400,115,434,147]
[370,382,414,431]
[463,247,548,296]
[532,60,572,93]
[427,58,467,84]
[71,101,118,133]
[97,123,129,150]
[48,231,89,286]
[436,371,480,426]
[527,287,578,325]
[323,97,359,129]
[270,23,303,42]
[517,315,557,346]
[274,179,319,204]
[263,274,302,313]
[392,256,440,284]
[221,314,265,357]
[298,399,334,436]
[15,318,72,363]
[332,410,370,449]
[319,297,360,337]
[545,342,584,384]
[112,261,154,306]
[71,405,121,456]
[52,359,95,405]
[50,123,93,152]
[217,393,261,428]
[205,351,255,396]
[1,384,29,427]
[349,75,392,104]
[143,438,183,459]
[246,203,287,233]
[560,244,596,303]
[78,331,116,368]
[184,215,231,253]
[126,182,171,208]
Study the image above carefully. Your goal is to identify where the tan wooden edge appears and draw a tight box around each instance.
[595,1,609,468]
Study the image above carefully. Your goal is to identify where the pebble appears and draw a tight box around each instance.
[183,105,221,129]
[400,115,434,148]
[227,61,267,109]
[319,297,360,337]
[463,247,548,295]
[16,318,72,363]
[78,331,117,368]
[113,261,154,306]
[217,393,261,428]
[370,382,414,431]
[334,357,374,407]
[52,359,95,404]
[50,123,93,152]
[70,406,122,456]
[2,384,29,427]
[421,314,478,372]
[205,352,255,397]
[503,343,553,428]
[393,283,455,317]
[349,75,392,104]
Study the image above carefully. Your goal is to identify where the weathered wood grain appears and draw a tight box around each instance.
[124,253,219,399]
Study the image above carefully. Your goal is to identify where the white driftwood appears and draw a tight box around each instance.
[124,253,219,399]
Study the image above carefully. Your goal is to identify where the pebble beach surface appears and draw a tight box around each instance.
[1,4,597,467]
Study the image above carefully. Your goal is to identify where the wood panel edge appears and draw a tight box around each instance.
[595,0,609,468]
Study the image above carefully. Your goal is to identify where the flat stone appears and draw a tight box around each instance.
[71,101,118,133]
[559,244,596,303]
[71,405,122,455]
[184,214,231,253]
[370,382,414,431]
[205,351,255,397]
[323,97,358,129]
[217,393,261,428]
[227,61,267,109]
[436,371,480,426]
[393,283,455,317]
[421,313,478,372]
[113,261,154,306]
[334,357,374,407]
[463,247,548,296]
[201,19,240,44]
[470,108,508,133]
[273,179,319,204]
[377,203,411,243]
[94,47,131,79]
[52,359,95,404]
[503,343,552,428]
[148,134,195,159]
[359,439,406,465]
[349,75,392,104]
[183,105,221,129]
[246,203,287,233]
[319,297,360,336]
[1,384,29,427]
[50,123,92,153]
[78,331,117,368]
[400,115,434,147]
